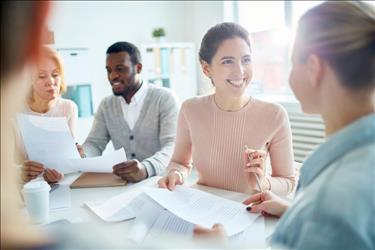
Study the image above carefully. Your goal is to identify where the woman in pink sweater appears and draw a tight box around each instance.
[158,23,295,195]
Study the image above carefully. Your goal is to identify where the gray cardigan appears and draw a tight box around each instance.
[82,85,180,176]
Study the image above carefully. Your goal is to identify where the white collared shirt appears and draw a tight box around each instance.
[118,82,149,130]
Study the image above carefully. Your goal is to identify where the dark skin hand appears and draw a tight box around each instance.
[112,159,148,182]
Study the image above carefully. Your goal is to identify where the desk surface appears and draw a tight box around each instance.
[48,173,278,244]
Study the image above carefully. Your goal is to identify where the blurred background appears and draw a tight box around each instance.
[47,1,374,162]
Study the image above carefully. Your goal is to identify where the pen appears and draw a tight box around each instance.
[245,145,263,193]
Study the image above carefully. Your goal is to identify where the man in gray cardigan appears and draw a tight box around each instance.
[82,41,179,182]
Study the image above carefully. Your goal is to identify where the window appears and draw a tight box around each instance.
[236,1,323,97]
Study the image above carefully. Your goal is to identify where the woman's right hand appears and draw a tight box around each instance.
[22,160,45,182]
[157,170,184,191]
[243,190,290,218]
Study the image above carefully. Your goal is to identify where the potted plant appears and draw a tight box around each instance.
[152,28,166,42]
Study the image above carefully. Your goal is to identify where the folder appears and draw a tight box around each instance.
[70,172,127,189]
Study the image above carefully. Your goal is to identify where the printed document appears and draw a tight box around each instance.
[143,186,260,236]
[17,114,80,162]
[43,149,126,173]
[126,194,265,246]
[17,114,127,173]
[85,193,152,222]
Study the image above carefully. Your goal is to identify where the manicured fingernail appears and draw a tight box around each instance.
[246,206,252,211]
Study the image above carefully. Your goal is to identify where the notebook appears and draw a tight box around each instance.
[70,172,127,188]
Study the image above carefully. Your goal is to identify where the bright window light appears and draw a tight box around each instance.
[291,1,323,27]
[238,1,285,33]
[236,1,325,97]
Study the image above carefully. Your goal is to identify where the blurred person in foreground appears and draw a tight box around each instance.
[1,1,56,248]
[1,2,126,249]
[194,1,375,249]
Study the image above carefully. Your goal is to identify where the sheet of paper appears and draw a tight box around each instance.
[17,114,127,174]
[127,198,165,244]
[40,148,126,174]
[230,216,266,248]
[49,185,71,210]
[17,114,80,162]
[137,204,265,247]
[85,192,151,222]
[143,186,259,236]
[144,210,194,242]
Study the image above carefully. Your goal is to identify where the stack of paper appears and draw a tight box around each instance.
[84,185,265,247]
[142,186,259,236]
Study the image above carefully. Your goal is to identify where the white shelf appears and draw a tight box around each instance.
[141,42,197,102]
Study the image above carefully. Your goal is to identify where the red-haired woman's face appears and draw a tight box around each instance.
[33,57,61,101]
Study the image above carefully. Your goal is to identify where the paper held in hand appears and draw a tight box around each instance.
[143,186,260,236]
[17,114,127,173]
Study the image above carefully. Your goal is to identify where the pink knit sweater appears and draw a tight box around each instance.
[167,94,296,195]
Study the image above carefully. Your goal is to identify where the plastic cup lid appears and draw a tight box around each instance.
[22,180,51,193]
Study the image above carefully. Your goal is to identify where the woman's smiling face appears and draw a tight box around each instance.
[203,37,253,97]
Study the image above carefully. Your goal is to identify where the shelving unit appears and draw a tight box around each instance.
[141,43,197,102]
[57,48,94,118]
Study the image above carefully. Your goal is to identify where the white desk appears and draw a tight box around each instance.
[48,173,160,223]
[47,173,278,247]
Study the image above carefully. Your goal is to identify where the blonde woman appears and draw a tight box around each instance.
[19,46,79,183]
[194,2,375,249]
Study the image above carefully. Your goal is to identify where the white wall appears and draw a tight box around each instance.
[183,1,225,95]
[48,1,224,143]
[49,1,192,110]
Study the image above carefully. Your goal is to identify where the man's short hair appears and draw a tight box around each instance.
[106,41,142,65]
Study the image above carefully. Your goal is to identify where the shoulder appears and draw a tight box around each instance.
[181,94,212,110]
[58,98,78,114]
[328,144,374,192]
[59,98,77,109]
[146,84,180,108]
[252,98,289,126]
[312,143,374,224]
[147,85,179,103]
[253,98,287,116]
[98,95,119,108]
[147,85,175,98]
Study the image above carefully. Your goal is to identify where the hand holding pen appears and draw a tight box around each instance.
[243,190,290,218]
[244,144,269,192]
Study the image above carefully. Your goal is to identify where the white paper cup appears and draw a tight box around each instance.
[22,180,51,224]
